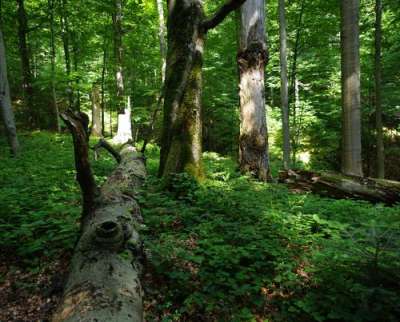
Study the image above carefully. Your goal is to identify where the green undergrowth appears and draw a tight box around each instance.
[140,153,400,321]
[0,132,116,266]
[1,133,399,321]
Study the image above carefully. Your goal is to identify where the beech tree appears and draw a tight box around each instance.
[375,0,384,178]
[159,0,247,180]
[0,28,20,156]
[48,0,60,132]
[278,0,290,170]
[237,0,270,181]
[340,0,363,177]
[91,83,102,137]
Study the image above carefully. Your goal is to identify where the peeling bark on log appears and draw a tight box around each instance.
[53,110,146,322]
[279,169,400,206]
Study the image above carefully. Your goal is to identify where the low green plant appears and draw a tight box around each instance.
[0,132,115,264]
[140,152,400,321]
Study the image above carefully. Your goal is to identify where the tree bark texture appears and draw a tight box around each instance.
[101,36,107,136]
[375,0,384,179]
[289,0,305,164]
[159,0,205,179]
[340,0,363,177]
[278,0,290,170]
[91,84,102,137]
[53,111,146,322]
[237,0,270,181]
[159,0,247,180]
[0,29,20,156]
[279,169,400,206]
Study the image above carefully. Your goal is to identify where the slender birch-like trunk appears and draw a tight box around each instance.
[91,84,102,137]
[375,0,384,178]
[278,0,290,169]
[48,0,60,132]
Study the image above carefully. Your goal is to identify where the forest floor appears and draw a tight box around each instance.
[1,132,399,322]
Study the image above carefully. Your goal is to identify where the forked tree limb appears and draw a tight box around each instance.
[202,0,247,32]
[60,110,98,223]
[93,138,122,163]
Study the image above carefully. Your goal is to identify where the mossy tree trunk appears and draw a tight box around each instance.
[237,0,270,181]
[159,0,247,181]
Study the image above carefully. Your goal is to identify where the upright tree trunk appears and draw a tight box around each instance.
[375,0,384,178]
[112,0,132,144]
[292,76,300,164]
[340,0,363,177]
[237,0,270,181]
[156,0,167,83]
[159,0,205,180]
[16,0,35,127]
[72,38,80,111]
[49,0,60,132]
[59,0,73,109]
[91,84,102,137]
[289,0,305,165]
[159,0,247,180]
[0,29,20,156]
[278,0,290,170]
[101,36,107,137]
[140,0,167,154]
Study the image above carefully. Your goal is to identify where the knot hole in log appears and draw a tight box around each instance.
[95,220,125,250]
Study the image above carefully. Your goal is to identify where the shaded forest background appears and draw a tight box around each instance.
[1,0,399,178]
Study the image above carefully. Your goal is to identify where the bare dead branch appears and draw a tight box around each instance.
[93,138,122,163]
[202,0,247,32]
[60,110,98,223]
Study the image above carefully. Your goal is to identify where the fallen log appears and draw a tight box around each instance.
[52,110,146,322]
[279,169,400,206]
